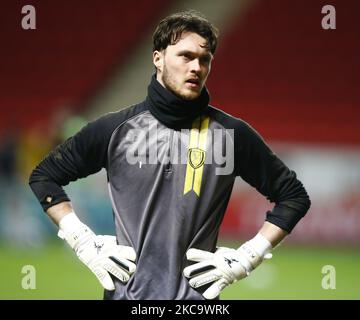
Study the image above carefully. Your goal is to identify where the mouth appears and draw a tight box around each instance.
[185,78,201,89]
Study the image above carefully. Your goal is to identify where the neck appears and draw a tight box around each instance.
[156,73,165,88]
[147,74,210,130]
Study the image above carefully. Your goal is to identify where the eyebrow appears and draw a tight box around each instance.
[177,50,213,60]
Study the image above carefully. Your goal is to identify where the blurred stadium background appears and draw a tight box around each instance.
[0,0,359,299]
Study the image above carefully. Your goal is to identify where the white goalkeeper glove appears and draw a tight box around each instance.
[57,212,136,291]
[183,233,272,299]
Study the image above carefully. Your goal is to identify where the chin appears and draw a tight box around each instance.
[180,90,201,101]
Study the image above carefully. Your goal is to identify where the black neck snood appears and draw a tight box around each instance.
[146,74,210,129]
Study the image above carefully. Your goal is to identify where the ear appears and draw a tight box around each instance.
[153,50,164,73]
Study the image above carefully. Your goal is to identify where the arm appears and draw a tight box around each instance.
[235,122,311,233]
[29,115,136,290]
[46,201,73,226]
[184,121,309,299]
[28,118,109,212]
[259,221,287,247]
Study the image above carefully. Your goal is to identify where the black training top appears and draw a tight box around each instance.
[29,75,311,300]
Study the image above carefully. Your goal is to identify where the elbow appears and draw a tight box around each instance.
[28,168,35,186]
[299,189,311,217]
[28,166,39,187]
[305,194,311,212]
[28,165,48,189]
[281,188,311,219]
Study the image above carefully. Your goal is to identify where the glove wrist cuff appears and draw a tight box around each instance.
[237,233,272,271]
[58,211,84,232]
[57,212,94,250]
[247,233,272,257]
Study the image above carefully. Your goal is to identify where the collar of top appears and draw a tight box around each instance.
[146,74,209,130]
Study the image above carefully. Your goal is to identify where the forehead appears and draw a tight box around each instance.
[167,32,210,55]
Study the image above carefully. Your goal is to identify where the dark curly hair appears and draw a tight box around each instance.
[152,10,219,55]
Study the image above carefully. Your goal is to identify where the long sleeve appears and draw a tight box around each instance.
[235,122,311,233]
[29,113,119,211]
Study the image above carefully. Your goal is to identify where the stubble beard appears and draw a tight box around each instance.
[162,64,201,101]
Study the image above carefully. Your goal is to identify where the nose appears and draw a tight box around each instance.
[190,58,201,73]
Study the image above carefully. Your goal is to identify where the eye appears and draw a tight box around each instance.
[200,56,211,65]
[182,54,191,61]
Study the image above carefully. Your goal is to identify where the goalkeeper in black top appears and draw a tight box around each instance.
[29,10,311,300]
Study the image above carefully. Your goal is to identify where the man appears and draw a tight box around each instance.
[29,11,310,300]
